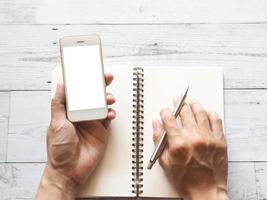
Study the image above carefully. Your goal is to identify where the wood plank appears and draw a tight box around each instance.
[7,91,50,162]
[6,89,267,162]
[1,0,267,24]
[226,90,267,162]
[0,163,45,199]
[1,24,267,90]
[0,162,258,199]
[255,163,267,199]
[0,92,9,162]
[228,162,257,200]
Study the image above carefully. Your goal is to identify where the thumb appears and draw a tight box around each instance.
[152,120,163,145]
[51,83,67,121]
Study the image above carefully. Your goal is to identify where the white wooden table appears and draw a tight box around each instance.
[0,0,267,199]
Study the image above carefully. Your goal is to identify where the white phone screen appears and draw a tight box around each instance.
[62,45,106,111]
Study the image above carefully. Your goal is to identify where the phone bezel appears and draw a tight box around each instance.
[59,34,108,122]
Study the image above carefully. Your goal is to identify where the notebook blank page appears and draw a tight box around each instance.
[52,65,134,197]
[142,67,224,198]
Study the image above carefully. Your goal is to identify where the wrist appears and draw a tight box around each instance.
[36,165,77,200]
[183,184,229,200]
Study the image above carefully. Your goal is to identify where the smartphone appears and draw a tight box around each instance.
[59,34,107,122]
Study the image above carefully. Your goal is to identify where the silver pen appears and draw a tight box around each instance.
[147,86,189,170]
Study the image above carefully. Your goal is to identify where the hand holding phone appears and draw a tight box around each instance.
[35,76,116,200]
[60,34,107,122]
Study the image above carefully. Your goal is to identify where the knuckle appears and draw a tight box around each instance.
[169,138,187,157]
[51,98,63,111]
[161,114,175,125]
[217,139,227,150]
[214,116,222,124]
[194,106,206,116]
[49,122,56,132]
[215,117,222,124]
[219,131,226,139]
[199,116,209,125]
[210,112,222,123]
[192,137,206,149]
[166,127,178,135]
[51,98,59,107]
[153,132,161,143]
[49,120,69,133]
[207,139,217,149]
[180,104,190,114]
[51,101,65,112]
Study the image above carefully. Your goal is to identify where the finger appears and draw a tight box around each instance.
[160,108,180,136]
[78,120,108,144]
[107,108,116,120]
[158,149,171,170]
[152,120,163,145]
[208,111,223,135]
[104,73,114,86]
[51,83,67,121]
[101,108,116,128]
[188,99,210,133]
[179,103,197,130]
[106,93,116,105]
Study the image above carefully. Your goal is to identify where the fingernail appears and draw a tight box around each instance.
[107,94,116,102]
[152,120,157,131]
[152,120,161,132]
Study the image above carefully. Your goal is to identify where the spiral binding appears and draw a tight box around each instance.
[132,67,144,196]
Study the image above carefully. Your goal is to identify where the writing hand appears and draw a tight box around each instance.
[153,99,228,200]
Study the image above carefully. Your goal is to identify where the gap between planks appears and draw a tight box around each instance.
[1,24,267,90]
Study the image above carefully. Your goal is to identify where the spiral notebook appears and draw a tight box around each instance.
[52,65,224,198]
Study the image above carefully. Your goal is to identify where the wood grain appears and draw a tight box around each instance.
[0,162,260,200]
[1,24,267,90]
[226,90,267,161]
[7,91,50,162]
[228,162,258,200]
[6,89,267,162]
[0,0,267,24]
[0,163,44,200]
[1,0,267,197]
[255,163,267,200]
[0,92,9,162]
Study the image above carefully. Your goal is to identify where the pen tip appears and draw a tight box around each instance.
[185,86,189,96]
[147,162,153,170]
[186,85,189,92]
